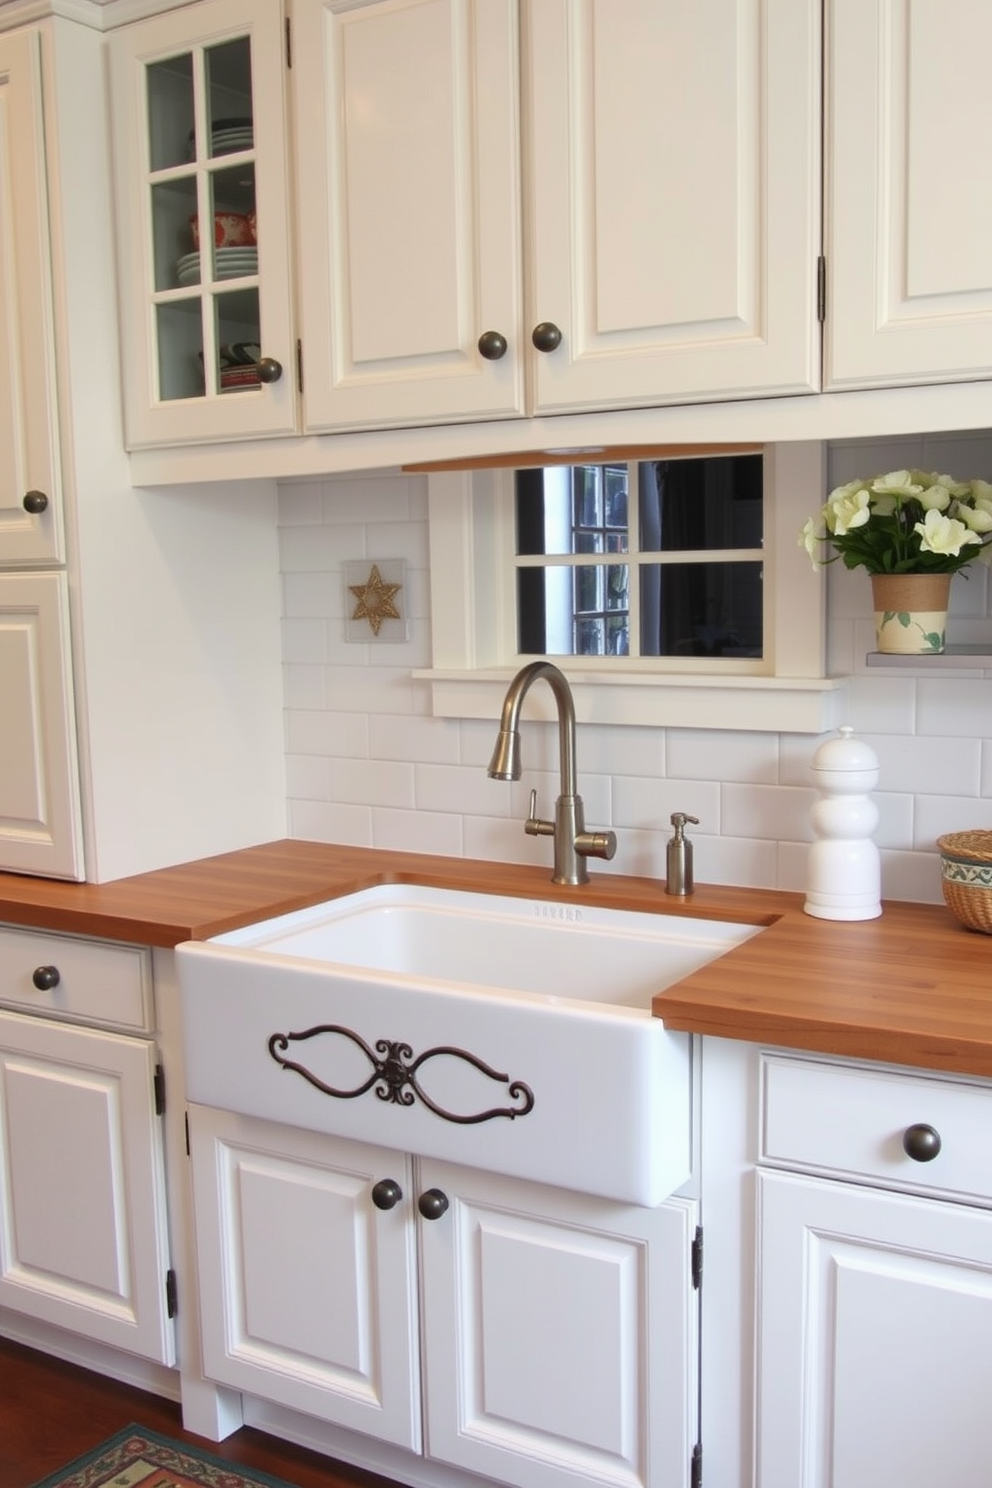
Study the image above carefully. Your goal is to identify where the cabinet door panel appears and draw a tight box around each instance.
[295,0,524,430]
[0,572,82,880]
[757,1169,992,1488]
[110,0,297,447]
[826,0,992,388]
[526,0,820,413]
[188,1106,421,1450]
[420,1158,698,1488]
[0,1011,174,1363]
[0,28,62,565]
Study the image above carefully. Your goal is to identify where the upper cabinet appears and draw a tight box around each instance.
[294,0,526,431]
[110,0,297,448]
[294,0,820,435]
[107,0,992,454]
[522,0,820,417]
[0,27,63,566]
[825,0,992,390]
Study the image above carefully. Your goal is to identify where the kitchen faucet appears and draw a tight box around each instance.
[487,660,617,885]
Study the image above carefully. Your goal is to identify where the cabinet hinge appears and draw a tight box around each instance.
[165,1268,178,1319]
[296,338,304,394]
[691,1225,703,1289]
[690,1441,702,1488]
[816,254,826,323]
[153,1064,166,1116]
[285,16,292,68]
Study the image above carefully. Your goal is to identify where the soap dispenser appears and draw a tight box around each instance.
[666,813,699,896]
[804,725,881,921]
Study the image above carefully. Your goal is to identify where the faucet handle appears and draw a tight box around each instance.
[576,828,617,863]
[525,788,555,839]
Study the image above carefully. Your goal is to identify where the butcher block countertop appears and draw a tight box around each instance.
[1,839,990,1080]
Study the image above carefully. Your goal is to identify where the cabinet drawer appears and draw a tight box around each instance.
[759,1052,992,1206]
[0,925,151,1032]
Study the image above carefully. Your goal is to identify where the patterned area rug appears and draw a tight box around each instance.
[30,1425,299,1488]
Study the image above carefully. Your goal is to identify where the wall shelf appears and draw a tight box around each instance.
[867,645,992,669]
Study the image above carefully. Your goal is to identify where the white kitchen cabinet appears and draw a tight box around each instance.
[825,0,992,390]
[0,927,175,1365]
[754,1051,992,1488]
[0,26,81,878]
[0,7,285,884]
[295,0,820,434]
[109,0,297,448]
[523,0,820,417]
[0,573,83,879]
[188,1104,700,1488]
[293,0,524,431]
[0,27,62,568]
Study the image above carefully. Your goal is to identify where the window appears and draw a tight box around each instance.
[418,441,847,733]
[514,455,764,661]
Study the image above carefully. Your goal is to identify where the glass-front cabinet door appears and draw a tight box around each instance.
[111,0,296,449]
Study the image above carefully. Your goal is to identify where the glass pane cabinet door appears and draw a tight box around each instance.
[111,0,296,449]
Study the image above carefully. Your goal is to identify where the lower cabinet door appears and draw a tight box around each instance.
[187,1106,421,1450]
[756,1169,992,1488]
[419,1158,699,1488]
[0,1010,174,1363]
[0,571,83,879]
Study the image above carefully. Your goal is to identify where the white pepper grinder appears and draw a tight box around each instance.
[804,725,881,921]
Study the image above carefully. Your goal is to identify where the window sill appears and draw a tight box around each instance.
[414,668,850,734]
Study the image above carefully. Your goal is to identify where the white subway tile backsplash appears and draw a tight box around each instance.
[613,776,720,833]
[416,762,514,819]
[370,714,460,765]
[288,798,372,845]
[871,733,981,796]
[370,807,463,857]
[914,794,992,851]
[279,437,992,905]
[283,664,327,711]
[285,753,331,802]
[667,728,779,784]
[328,758,415,810]
[721,782,813,844]
[285,709,369,758]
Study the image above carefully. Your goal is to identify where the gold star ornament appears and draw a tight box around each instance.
[349,563,403,636]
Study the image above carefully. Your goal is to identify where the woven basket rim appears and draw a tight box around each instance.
[937,830,992,865]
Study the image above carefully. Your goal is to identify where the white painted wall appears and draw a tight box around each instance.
[279,431,992,906]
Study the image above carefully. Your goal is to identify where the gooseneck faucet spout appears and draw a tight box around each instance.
[487,661,617,885]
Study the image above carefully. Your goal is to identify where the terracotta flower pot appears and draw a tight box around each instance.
[870,572,951,654]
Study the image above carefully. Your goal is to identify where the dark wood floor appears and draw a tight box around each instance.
[0,1334,397,1488]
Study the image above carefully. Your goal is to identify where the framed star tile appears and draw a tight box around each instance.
[343,558,410,643]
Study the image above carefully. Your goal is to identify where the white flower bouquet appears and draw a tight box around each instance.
[800,470,992,576]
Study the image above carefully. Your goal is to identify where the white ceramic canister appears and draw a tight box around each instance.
[804,725,882,921]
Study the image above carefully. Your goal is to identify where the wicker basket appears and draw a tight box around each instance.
[936,831,992,934]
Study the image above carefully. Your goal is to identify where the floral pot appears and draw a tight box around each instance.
[870,572,951,654]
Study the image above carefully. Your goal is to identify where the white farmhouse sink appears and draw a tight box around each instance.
[177,884,761,1205]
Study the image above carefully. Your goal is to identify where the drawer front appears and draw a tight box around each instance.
[0,925,151,1031]
[760,1052,992,1206]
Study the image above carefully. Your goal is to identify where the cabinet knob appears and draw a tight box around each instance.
[477,330,508,361]
[531,321,562,353]
[23,490,49,514]
[255,357,283,384]
[903,1122,942,1162]
[418,1188,449,1221]
[31,965,61,991]
[371,1178,403,1210]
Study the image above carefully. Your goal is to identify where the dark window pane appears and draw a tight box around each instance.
[639,455,763,553]
[639,562,763,657]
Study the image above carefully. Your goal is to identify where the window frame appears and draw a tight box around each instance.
[415,441,849,733]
